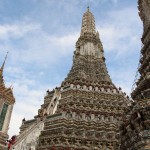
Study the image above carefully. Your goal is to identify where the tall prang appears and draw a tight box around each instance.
[0,53,15,149]
[35,7,129,150]
[62,6,112,87]
[120,0,150,149]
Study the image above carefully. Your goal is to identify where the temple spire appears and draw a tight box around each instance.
[0,52,8,84]
[81,7,96,36]
[87,6,90,11]
[1,52,8,71]
[62,7,112,86]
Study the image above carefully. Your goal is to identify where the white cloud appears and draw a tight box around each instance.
[97,7,142,58]
[0,22,40,40]
[12,32,78,68]
[0,20,79,68]
[99,25,140,57]
[49,33,79,48]
[110,67,136,95]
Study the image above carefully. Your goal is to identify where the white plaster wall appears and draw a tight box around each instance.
[13,121,44,150]
[80,42,103,58]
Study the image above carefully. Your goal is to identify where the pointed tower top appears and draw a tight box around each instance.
[0,52,8,85]
[87,6,90,12]
[81,7,96,36]
[1,52,8,71]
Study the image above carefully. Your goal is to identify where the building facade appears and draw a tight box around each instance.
[13,7,129,150]
[12,0,150,149]
[12,88,61,150]
[31,7,128,150]
[0,54,15,149]
[120,0,150,149]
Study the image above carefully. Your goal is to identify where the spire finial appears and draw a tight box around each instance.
[1,51,8,71]
[87,6,90,12]
[81,6,96,36]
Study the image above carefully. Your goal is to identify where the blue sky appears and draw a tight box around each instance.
[0,0,142,136]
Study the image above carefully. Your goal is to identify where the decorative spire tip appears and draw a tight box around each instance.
[1,51,8,71]
[87,6,90,12]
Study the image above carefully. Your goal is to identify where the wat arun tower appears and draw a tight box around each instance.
[35,7,128,150]
[12,7,129,150]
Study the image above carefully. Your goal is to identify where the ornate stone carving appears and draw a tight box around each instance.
[120,1,150,149]
[36,7,128,150]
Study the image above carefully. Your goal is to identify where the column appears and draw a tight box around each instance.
[2,104,14,133]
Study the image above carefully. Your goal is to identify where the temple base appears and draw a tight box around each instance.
[0,132,8,150]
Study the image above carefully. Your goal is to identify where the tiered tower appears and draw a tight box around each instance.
[120,0,150,149]
[0,54,15,149]
[36,7,128,150]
